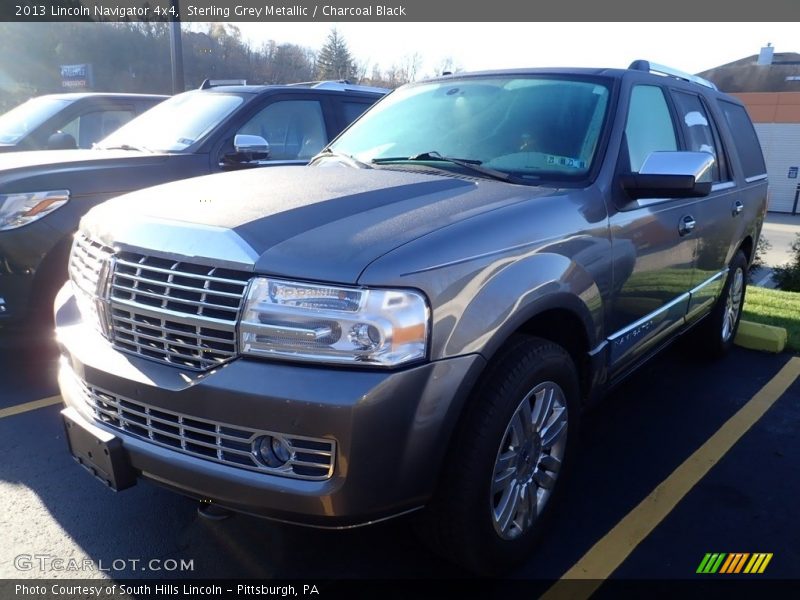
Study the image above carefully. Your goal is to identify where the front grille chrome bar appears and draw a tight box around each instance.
[69,233,251,371]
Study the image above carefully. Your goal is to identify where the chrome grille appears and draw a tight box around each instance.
[69,233,251,371]
[68,234,113,298]
[78,379,336,480]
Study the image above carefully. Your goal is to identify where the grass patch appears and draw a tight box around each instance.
[742,287,800,353]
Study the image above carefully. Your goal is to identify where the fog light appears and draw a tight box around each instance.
[0,297,5,313]
[254,435,293,468]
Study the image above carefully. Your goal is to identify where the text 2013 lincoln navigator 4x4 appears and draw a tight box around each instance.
[55,62,767,573]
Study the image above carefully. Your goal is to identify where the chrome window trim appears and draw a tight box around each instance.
[744,173,768,183]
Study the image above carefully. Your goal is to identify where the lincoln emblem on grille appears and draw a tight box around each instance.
[94,254,116,341]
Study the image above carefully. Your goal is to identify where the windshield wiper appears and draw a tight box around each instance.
[309,148,372,169]
[372,151,518,183]
[96,143,153,153]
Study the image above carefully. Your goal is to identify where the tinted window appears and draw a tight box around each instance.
[624,85,677,172]
[719,100,766,179]
[671,91,721,181]
[238,100,327,160]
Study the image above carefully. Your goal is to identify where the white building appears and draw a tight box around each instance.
[699,46,800,214]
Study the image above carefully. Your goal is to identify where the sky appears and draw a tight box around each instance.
[231,22,800,78]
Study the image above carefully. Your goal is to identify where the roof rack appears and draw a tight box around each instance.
[287,80,390,94]
[199,79,247,90]
[628,60,717,90]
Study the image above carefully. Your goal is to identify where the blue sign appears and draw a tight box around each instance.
[60,64,93,89]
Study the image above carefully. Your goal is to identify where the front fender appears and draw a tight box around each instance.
[442,252,603,360]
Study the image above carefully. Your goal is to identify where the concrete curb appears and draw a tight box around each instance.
[735,320,788,353]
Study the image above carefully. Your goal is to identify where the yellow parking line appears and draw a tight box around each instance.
[542,356,800,599]
[0,395,63,419]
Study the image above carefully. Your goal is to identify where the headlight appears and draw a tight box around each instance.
[240,277,429,367]
[0,190,70,231]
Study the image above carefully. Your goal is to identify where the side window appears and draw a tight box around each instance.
[719,100,767,180]
[671,91,723,182]
[61,109,135,148]
[237,100,327,161]
[342,101,373,125]
[624,85,677,172]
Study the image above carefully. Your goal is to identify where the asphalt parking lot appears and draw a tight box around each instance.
[0,333,798,594]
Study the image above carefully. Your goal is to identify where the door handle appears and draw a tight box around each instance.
[678,215,696,236]
[732,200,744,216]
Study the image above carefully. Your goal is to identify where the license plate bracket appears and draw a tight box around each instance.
[62,407,136,491]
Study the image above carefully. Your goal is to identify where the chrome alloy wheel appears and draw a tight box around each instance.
[490,381,568,540]
[722,267,744,343]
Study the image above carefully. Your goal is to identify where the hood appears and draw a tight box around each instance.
[86,166,557,283]
[0,148,158,170]
[0,148,186,197]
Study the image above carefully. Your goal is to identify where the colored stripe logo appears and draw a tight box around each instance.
[697,552,773,574]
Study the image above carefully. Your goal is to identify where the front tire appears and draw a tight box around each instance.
[418,335,579,574]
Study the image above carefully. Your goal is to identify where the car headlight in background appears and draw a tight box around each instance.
[0,190,70,231]
[240,278,429,367]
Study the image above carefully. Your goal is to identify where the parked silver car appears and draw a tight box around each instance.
[55,62,767,573]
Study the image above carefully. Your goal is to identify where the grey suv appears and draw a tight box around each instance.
[55,62,767,573]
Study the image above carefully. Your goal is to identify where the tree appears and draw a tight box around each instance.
[315,28,355,81]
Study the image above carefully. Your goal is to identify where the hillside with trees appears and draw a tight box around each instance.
[0,23,455,112]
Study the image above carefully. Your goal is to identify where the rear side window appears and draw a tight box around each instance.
[671,91,722,182]
[719,101,766,180]
[625,85,677,172]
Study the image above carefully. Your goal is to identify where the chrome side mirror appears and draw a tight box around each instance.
[622,151,715,200]
[234,134,269,157]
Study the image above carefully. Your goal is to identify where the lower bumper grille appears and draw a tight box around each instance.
[77,380,335,481]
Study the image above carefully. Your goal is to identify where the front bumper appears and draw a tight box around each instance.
[55,283,485,527]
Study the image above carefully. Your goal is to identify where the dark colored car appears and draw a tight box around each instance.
[56,63,767,573]
[0,82,386,328]
[0,93,167,152]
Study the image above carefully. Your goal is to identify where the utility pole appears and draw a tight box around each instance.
[169,0,185,93]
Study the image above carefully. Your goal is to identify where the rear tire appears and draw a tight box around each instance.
[692,250,747,358]
[417,335,580,575]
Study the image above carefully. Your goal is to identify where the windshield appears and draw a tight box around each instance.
[97,90,245,152]
[330,76,612,181]
[0,96,71,144]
